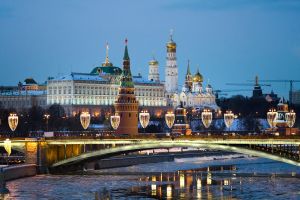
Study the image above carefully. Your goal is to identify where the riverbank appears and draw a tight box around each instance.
[1,164,36,181]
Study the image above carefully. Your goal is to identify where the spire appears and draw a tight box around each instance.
[123,38,130,60]
[120,38,134,89]
[102,42,113,67]
[169,29,174,41]
[255,75,259,86]
[186,60,191,75]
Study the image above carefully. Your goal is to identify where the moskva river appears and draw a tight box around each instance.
[5,155,300,199]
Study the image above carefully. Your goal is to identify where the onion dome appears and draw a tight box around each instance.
[166,30,176,52]
[149,58,158,65]
[193,68,203,83]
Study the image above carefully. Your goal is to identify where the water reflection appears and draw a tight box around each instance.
[126,165,237,199]
[6,160,300,199]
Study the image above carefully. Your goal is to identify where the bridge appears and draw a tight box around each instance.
[0,136,299,173]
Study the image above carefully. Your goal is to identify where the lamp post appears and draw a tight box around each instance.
[44,114,50,132]
[285,110,296,135]
[110,113,120,131]
[8,113,18,137]
[139,110,150,133]
[224,110,235,134]
[201,109,212,135]
[165,111,175,136]
[267,109,277,135]
[80,112,91,130]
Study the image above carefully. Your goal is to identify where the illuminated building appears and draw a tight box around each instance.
[172,103,192,135]
[0,78,47,111]
[172,60,218,110]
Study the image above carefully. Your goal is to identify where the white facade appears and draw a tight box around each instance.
[174,85,218,110]
[47,73,166,108]
[148,59,160,82]
[0,90,47,111]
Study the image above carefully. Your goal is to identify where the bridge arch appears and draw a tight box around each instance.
[51,141,300,168]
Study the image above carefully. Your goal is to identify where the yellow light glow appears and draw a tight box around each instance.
[180,173,185,188]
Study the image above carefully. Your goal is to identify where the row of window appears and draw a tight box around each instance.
[48,85,164,96]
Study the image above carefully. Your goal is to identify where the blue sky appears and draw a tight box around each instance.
[0,0,300,97]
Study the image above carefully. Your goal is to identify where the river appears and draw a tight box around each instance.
[4,154,300,199]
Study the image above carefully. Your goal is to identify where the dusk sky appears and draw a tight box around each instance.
[1,0,300,98]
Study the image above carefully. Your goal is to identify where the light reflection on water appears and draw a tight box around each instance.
[5,157,300,199]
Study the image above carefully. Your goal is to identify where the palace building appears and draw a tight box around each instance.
[46,43,167,117]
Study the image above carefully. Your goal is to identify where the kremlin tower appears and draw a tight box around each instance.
[114,39,139,135]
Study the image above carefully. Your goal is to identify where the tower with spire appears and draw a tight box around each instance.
[148,56,160,82]
[182,60,193,92]
[114,39,139,135]
[165,30,178,94]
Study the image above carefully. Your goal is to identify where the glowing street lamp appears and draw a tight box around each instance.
[139,110,150,133]
[4,139,11,157]
[201,109,212,129]
[8,113,18,132]
[80,112,90,130]
[165,111,175,133]
[44,114,50,131]
[285,110,296,135]
[110,113,120,130]
[267,109,277,134]
[4,138,11,166]
[224,110,235,132]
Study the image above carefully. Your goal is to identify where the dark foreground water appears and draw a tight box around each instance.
[4,155,300,199]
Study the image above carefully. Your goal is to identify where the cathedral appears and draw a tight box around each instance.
[164,33,218,111]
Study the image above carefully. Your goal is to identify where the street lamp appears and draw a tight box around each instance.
[44,114,50,132]
[110,113,120,131]
[165,111,175,136]
[8,113,18,132]
[139,110,150,133]
[80,112,91,130]
[224,110,235,133]
[267,109,277,134]
[4,138,11,165]
[201,109,212,131]
[285,110,296,135]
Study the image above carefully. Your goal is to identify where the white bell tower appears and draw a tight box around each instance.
[165,30,178,93]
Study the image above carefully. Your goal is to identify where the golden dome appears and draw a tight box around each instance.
[193,69,203,82]
[149,59,158,65]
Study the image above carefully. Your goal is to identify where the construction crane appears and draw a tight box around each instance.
[249,79,300,104]
[214,89,253,98]
[227,76,271,87]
